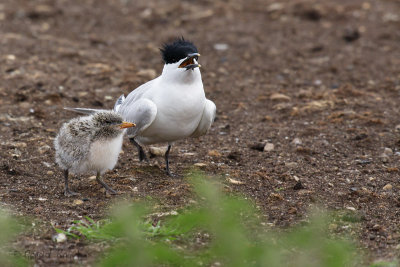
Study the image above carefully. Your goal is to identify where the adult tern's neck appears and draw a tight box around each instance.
[160,65,202,85]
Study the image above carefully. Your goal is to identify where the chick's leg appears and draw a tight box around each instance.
[64,169,79,197]
[96,172,117,195]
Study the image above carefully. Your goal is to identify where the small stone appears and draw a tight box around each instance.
[73,199,84,205]
[88,175,96,181]
[52,233,67,243]
[383,147,393,156]
[285,162,298,168]
[194,163,207,167]
[183,152,196,156]
[372,224,381,231]
[6,54,16,61]
[346,207,356,211]
[78,91,88,97]
[208,150,222,157]
[137,69,157,79]
[267,3,284,12]
[38,145,51,154]
[383,184,393,191]
[213,43,229,51]
[227,178,244,185]
[149,146,167,157]
[292,138,302,146]
[38,197,47,201]
[395,124,400,132]
[46,171,54,175]
[270,93,291,102]
[9,142,27,148]
[263,143,274,152]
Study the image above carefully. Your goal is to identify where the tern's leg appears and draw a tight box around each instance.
[96,172,117,195]
[164,144,173,176]
[64,169,79,197]
[129,138,149,162]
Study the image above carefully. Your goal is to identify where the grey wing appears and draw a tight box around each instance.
[113,94,125,112]
[119,98,157,138]
[191,99,216,138]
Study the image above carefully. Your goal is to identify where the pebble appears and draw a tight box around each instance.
[263,143,274,152]
[227,178,244,185]
[8,142,27,148]
[6,54,16,61]
[137,69,157,79]
[194,163,207,167]
[285,162,298,168]
[213,43,229,51]
[292,138,302,146]
[183,152,196,156]
[46,171,54,175]
[73,199,84,205]
[149,146,167,157]
[270,93,291,102]
[208,150,222,157]
[52,233,67,243]
[346,207,356,211]
[383,184,393,191]
[38,145,51,154]
[383,147,393,156]
[395,124,400,132]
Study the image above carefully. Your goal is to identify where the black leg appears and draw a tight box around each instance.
[165,145,173,176]
[96,172,117,195]
[64,169,79,197]
[129,138,148,162]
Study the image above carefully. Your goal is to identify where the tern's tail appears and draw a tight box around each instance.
[64,107,105,115]
[113,94,125,113]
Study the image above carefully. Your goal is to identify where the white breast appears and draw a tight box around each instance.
[87,134,124,174]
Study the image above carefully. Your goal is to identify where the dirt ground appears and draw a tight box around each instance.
[1,0,400,265]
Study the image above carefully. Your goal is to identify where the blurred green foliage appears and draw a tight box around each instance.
[59,174,365,267]
[0,209,28,267]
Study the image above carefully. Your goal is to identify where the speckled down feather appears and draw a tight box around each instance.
[54,111,124,174]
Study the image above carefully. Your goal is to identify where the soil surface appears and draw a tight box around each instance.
[1,0,400,265]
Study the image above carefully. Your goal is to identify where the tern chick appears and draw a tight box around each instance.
[54,111,135,196]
